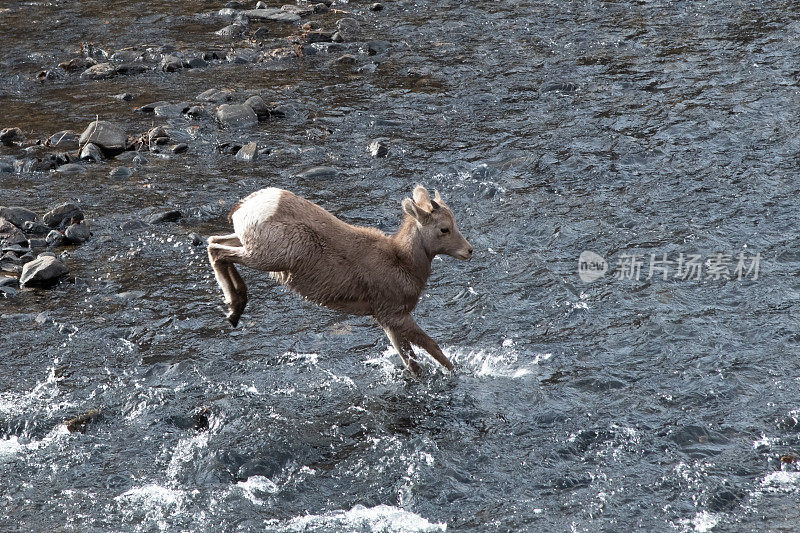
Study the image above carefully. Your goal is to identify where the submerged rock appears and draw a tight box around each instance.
[295,166,337,180]
[79,121,127,155]
[147,210,182,224]
[64,222,91,244]
[65,409,102,433]
[80,62,117,80]
[368,140,390,157]
[161,55,184,72]
[46,230,66,246]
[79,143,103,162]
[55,163,87,175]
[0,127,25,146]
[197,88,233,103]
[216,104,258,129]
[109,166,133,180]
[20,255,69,287]
[235,142,258,161]
[243,8,301,23]
[46,130,80,149]
[244,95,270,119]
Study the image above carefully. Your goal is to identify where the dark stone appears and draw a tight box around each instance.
[171,143,189,154]
[336,18,362,40]
[368,140,389,157]
[132,154,148,166]
[197,88,233,103]
[43,203,84,228]
[20,255,69,287]
[46,230,66,246]
[189,232,204,246]
[161,55,184,72]
[112,92,134,101]
[109,166,133,180]
[235,142,258,161]
[23,221,49,235]
[55,163,86,174]
[331,31,344,43]
[0,159,13,173]
[65,409,102,434]
[79,121,127,155]
[269,103,296,118]
[313,3,330,13]
[154,103,191,118]
[0,252,23,273]
[225,1,245,8]
[295,166,337,180]
[187,57,208,68]
[227,49,259,64]
[281,4,314,16]
[46,130,80,149]
[147,126,170,145]
[336,54,357,65]
[0,207,38,229]
[59,56,95,72]
[147,210,182,224]
[120,219,148,231]
[242,8,301,23]
[137,101,170,113]
[217,142,243,155]
[216,104,258,128]
[64,222,91,244]
[0,127,25,146]
[303,30,333,43]
[371,2,384,11]
[80,143,103,162]
[186,105,207,118]
[0,275,19,288]
[27,238,47,249]
[541,81,578,93]
[0,218,28,247]
[366,40,390,56]
[252,27,270,40]
[244,95,270,119]
[115,63,148,76]
[110,50,143,62]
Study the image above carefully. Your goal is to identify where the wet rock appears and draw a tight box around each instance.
[120,219,148,231]
[331,31,344,43]
[541,81,578,93]
[0,207,38,229]
[132,154,148,166]
[269,103,296,118]
[0,218,28,247]
[79,121,127,155]
[147,126,170,145]
[23,221,49,235]
[244,95,270,119]
[216,104,258,129]
[20,254,69,287]
[59,56,96,72]
[0,159,13,173]
[313,3,330,13]
[242,8,301,23]
[217,142,243,155]
[79,143,103,162]
[225,0,245,8]
[55,163,86,175]
[161,55,185,72]
[197,88,233,103]
[185,105,207,118]
[255,0,268,8]
[43,203,84,228]
[281,4,314,17]
[171,143,188,154]
[368,139,389,157]
[187,57,208,68]
[295,166,337,180]
[189,232,204,246]
[303,29,333,43]
[112,92,134,101]
[366,40,390,56]
[336,18,362,40]
[371,2,384,11]
[45,230,66,246]
[65,409,102,434]
[0,127,25,146]
[137,101,170,113]
[235,142,258,161]
[147,210,182,224]
[109,166,133,180]
[227,48,259,64]
[110,50,143,62]
[336,54,357,65]
[64,222,91,244]
[115,62,148,76]
[216,23,246,37]
[45,130,80,149]
[0,251,23,272]
[154,102,191,118]
[252,27,270,40]
[80,62,117,80]
[218,7,239,19]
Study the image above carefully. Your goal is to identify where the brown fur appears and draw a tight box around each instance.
[207,185,473,374]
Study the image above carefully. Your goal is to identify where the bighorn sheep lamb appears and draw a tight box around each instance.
[207,185,473,374]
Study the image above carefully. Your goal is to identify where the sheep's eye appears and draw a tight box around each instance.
[440,228,450,234]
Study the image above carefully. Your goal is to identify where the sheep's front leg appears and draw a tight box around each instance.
[207,236,248,326]
[383,326,422,376]
[381,314,454,372]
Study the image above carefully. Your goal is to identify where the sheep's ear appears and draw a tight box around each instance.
[433,189,443,204]
[403,198,431,223]
[412,185,433,212]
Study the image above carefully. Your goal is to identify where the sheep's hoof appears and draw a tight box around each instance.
[407,360,423,377]
[227,311,241,327]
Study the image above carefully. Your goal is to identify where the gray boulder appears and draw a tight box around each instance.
[0,207,38,229]
[79,121,127,155]
[216,104,258,129]
[20,255,69,287]
[64,223,91,244]
[43,203,84,228]
[0,218,27,247]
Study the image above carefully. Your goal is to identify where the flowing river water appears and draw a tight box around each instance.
[1,0,799,531]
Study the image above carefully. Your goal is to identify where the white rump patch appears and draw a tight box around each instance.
[231,187,283,236]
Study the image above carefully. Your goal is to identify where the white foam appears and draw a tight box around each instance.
[677,510,720,532]
[237,476,279,505]
[761,470,800,491]
[117,484,184,507]
[264,504,446,532]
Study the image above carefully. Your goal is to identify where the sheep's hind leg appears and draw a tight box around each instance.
[383,326,422,376]
[207,239,248,326]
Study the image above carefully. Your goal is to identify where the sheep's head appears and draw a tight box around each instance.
[402,185,473,260]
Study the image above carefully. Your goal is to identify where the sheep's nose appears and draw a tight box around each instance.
[467,247,473,255]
